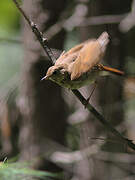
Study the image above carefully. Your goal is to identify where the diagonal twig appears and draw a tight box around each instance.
[72,90,135,150]
[12,0,135,151]
[12,0,56,64]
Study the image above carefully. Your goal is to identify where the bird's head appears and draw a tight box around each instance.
[41,65,66,82]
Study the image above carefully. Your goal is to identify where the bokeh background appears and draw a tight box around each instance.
[0,0,135,179]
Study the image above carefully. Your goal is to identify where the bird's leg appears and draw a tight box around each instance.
[85,81,97,108]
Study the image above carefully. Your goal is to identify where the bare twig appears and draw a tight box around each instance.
[72,89,135,151]
[12,0,56,64]
[12,0,135,151]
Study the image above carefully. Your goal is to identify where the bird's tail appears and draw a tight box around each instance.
[101,65,124,76]
[97,32,109,53]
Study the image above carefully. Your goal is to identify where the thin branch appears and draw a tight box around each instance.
[12,0,135,151]
[72,89,135,151]
[12,0,56,64]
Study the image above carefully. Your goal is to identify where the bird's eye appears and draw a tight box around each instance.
[53,70,57,75]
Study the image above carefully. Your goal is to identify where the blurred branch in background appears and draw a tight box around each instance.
[119,0,135,32]
[51,140,103,164]
[25,137,135,176]
[45,13,126,41]
[0,12,126,43]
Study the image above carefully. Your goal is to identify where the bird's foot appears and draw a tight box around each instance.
[84,82,97,108]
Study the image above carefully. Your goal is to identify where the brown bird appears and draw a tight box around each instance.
[41,32,124,89]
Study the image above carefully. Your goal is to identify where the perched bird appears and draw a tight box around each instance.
[41,32,124,89]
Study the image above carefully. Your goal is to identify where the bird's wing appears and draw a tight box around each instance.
[70,41,101,80]
[55,40,92,66]
[70,32,109,80]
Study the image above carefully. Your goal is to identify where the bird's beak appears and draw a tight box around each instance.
[40,75,48,81]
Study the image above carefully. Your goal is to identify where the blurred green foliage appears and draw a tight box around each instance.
[0,159,62,180]
[0,0,22,88]
[0,0,20,33]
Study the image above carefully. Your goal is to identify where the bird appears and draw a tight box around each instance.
[41,32,124,89]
